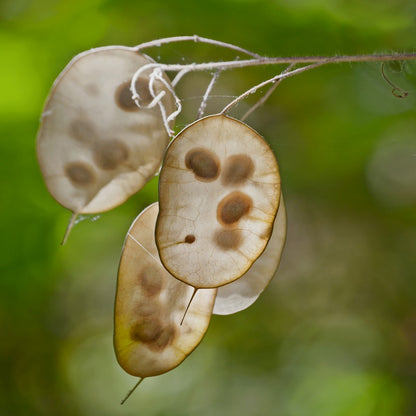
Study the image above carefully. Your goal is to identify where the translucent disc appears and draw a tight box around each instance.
[213,195,286,315]
[156,114,281,288]
[37,46,175,214]
[114,203,216,378]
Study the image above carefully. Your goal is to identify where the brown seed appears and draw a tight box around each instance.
[185,147,220,181]
[69,118,96,143]
[214,229,242,250]
[93,139,129,170]
[130,317,163,343]
[217,191,253,225]
[115,82,135,111]
[151,324,176,351]
[65,162,96,186]
[139,265,163,297]
[134,77,157,106]
[115,78,153,111]
[184,234,196,244]
[222,154,254,185]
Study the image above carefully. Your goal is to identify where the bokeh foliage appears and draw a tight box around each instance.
[1,0,415,415]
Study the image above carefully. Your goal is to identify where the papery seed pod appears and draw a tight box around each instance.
[37,46,175,216]
[213,195,286,315]
[156,114,281,289]
[114,203,216,381]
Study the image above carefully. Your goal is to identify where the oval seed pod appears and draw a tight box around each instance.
[37,46,175,215]
[213,195,287,315]
[156,114,281,289]
[114,202,216,380]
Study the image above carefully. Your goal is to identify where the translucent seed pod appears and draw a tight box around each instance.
[114,203,216,382]
[37,46,175,216]
[156,114,281,289]
[213,195,287,315]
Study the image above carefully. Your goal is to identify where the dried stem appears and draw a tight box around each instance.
[241,63,296,121]
[121,378,144,405]
[381,62,409,98]
[221,61,329,115]
[130,35,416,132]
[132,52,416,78]
[180,287,198,326]
[198,70,221,119]
[134,34,261,58]
[61,212,78,245]
[130,52,416,115]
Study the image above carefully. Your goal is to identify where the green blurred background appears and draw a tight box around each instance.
[1,0,416,415]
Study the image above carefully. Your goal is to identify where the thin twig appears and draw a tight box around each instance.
[221,61,330,115]
[120,378,144,405]
[128,52,416,112]
[61,212,78,245]
[131,68,182,136]
[180,287,198,326]
[241,63,296,121]
[172,68,193,87]
[381,62,409,98]
[134,35,262,58]
[197,70,221,119]
[130,37,416,132]
[131,52,416,79]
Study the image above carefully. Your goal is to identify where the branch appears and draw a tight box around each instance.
[134,34,262,58]
[129,36,416,132]
[131,52,416,77]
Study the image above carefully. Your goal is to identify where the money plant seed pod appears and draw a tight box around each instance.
[114,202,216,386]
[213,195,287,315]
[37,46,175,217]
[156,114,281,289]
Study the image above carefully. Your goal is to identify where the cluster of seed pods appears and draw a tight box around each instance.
[115,114,286,398]
[36,46,286,399]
